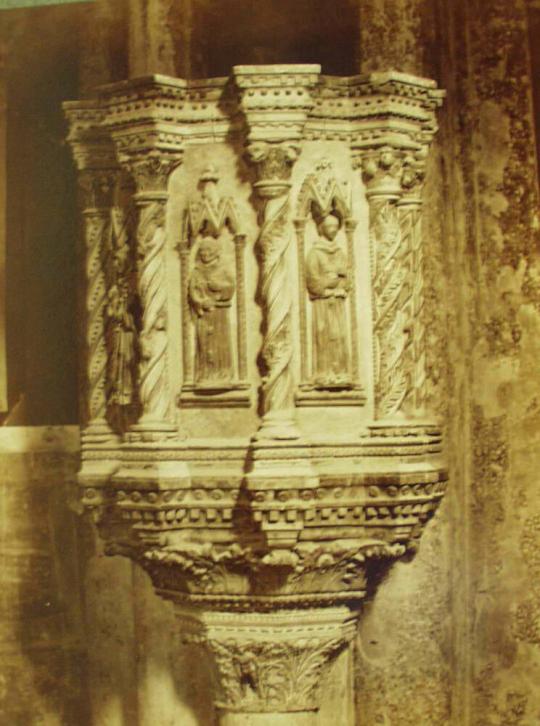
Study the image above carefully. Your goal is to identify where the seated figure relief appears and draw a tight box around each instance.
[189,236,236,387]
[305,213,351,388]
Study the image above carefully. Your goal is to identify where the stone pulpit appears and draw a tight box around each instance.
[65,64,446,726]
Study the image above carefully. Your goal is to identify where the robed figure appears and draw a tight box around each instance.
[305,214,351,387]
[106,282,136,407]
[189,237,235,385]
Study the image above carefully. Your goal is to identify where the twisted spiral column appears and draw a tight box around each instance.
[124,188,179,440]
[248,144,300,440]
[125,154,182,439]
[397,197,426,413]
[369,197,412,418]
[360,148,414,420]
[79,170,115,443]
[84,209,110,425]
[135,196,170,426]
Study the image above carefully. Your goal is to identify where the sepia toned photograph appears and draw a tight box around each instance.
[0,0,539,724]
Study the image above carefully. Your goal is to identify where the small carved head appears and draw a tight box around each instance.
[197,236,221,264]
[200,165,219,183]
[319,213,340,241]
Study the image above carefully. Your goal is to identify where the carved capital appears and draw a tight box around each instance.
[124,153,183,196]
[399,149,429,203]
[246,142,300,198]
[178,607,357,716]
[355,146,405,199]
[354,144,431,204]
[78,168,117,209]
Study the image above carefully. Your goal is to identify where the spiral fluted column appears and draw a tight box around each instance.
[398,155,428,414]
[359,148,412,420]
[126,155,181,440]
[247,143,300,439]
[79,169,116,443]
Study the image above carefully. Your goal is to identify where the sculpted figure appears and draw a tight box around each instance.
[189,237,235,385]
[106,282,136,407]
[305,214,351,386]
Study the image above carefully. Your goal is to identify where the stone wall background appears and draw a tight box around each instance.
[1,0,539,724]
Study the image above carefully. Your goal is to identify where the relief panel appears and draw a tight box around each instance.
[295,159,365,406]
[178,166,250,408]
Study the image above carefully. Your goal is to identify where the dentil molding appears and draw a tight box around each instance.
[65,65,446,726]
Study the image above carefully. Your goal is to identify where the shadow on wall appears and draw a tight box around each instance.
[0,425,215,726]
[5,6,82,427]
[170,0,360,77]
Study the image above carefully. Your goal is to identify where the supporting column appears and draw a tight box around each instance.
[358,147,411,420]
[78,168,117,443]
[178,606,357,726]
[120,154,182,440]
[245,141,301,440]
[398,153,428,415]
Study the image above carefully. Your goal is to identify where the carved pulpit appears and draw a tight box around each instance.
[65,66,446,725]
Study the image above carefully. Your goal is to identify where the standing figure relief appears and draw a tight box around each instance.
[180,166,249,405]
[188,236,236,387]
[305,214,351,388]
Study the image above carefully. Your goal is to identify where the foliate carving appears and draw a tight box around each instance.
[360,147,404,198]
[246,142,300,439]
[78,169,115,209]
[400,151,427,200]
[65,67,447,726]
[208,635,346,712]
[296,159,364,405]
[247,141,299,187]
[143,540,400,599]
[180,167,249,405]
[129,154,181,195]
[178,607,356,714]
[236,65,320,437]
